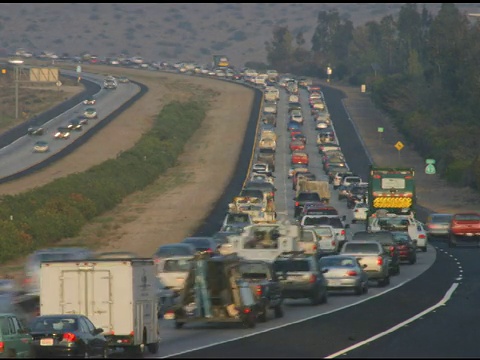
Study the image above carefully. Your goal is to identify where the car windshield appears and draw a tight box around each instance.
[343,243,380,254]
[162,258,192,272]
[156,246,192,257]
[273,260,310,273]
[312,227,334,237]
[30,317,79,332]
[319,257,356,268]
[430,214,453,223]
[227,213,250,224]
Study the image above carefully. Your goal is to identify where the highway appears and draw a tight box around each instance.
[149,82,439,358]
[0,70,140,179]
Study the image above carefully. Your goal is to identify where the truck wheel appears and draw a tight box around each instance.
[147,342,160,354]
[274,304,284,318]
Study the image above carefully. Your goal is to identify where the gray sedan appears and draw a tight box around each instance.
[318,255,369,295]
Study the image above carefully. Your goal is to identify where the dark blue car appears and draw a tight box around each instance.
[287,121,301,131]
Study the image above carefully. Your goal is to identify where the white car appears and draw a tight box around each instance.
[252,162,272,174]
[352,202,368,223]
[316,120,329,130]
[303,225,339,254]
[156,256,193,295]
[369,214,428,252]
[288,94,299,103]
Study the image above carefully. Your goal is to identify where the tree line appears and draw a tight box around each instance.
[265,4,480,189]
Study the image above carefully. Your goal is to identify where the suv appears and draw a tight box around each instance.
[0,312,33,357]
[272,251,328,305]
[300,215,349,250]
[351,231,400,276]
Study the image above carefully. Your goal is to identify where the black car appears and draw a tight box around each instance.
[27,126,44,136]
[29,314,108,358]
[352,231,401,275]
[67,119,83,131]
[294,192,323,218]
[181,237,221,256]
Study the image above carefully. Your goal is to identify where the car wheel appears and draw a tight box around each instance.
[274,304,284,318]
[310,289,321,305]
[258,305,267,323]
[175,321,184,329]
[354,285,363,295]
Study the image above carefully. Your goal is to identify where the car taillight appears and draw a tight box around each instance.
[418,234,426,239]
[256,285,262,296]
[341,230,345,236]
[331,240,336,247]
[63,332,77,343]
[346,270,357,276]
[309,274,317,283]
[295,201,299,207]
[205,248,213,254]
[354,209,358,212]
[313,245,317,251]
[270,192,275,198]
[377,256,383,265]
[0,341,4,353]
[153,257,160,264]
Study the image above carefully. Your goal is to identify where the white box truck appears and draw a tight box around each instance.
[39,258,160,355]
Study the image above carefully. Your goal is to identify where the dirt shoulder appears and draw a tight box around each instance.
[0,68,254,278]
[325,81,480,214]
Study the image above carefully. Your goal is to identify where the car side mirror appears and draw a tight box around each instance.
[93,328,104,335]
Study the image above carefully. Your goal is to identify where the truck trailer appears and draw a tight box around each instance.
[39,258,160,355]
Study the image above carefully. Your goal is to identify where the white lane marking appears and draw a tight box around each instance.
[158,277,433,359]
[324,282,459,359]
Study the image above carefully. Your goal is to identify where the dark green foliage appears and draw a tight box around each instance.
[0,100,207,263]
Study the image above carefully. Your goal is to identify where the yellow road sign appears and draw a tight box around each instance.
[394,141,404,151]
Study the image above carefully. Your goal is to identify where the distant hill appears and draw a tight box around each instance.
[1,3,480,67]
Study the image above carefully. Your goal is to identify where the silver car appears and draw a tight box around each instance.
[425,213,453,240]
[318,255,369,295]
[156,256,193,295]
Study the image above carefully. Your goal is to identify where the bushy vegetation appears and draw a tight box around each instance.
[0,100,207,263]
[265,4,480,189]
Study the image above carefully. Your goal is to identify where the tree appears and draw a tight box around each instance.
[265,25,294,72]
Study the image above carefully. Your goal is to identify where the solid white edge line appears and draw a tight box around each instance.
[324,282,459,358]
[157,273,436,359]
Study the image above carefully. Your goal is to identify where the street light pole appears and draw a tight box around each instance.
[15,66,19,120]
[8,58,24,120]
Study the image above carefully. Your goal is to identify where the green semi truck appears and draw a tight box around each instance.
[366,166,416,228]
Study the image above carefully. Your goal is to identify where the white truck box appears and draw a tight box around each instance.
[40,259,160,354]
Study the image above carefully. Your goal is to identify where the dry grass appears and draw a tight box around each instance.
[2,4,480,67]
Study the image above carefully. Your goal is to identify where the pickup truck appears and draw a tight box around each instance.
[340,241,391,286]
[448,212,480,247]
[237,260,284,321]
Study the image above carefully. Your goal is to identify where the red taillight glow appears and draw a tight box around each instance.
[309,274,317,283]
[243,308,251,314]
[0,341,4,353]
[377,257,383,265]
[63,333,77,342]
[313,245,317,251]
[346,270,357,276]
[295,202,299,207]
[341,230,345,236]
[256,285,262,296]
[418,234,426,239]
[153,258,160,264]
[205,248,213,254]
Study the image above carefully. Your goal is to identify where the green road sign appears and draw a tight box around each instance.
[425,164,436,175]
[426,159,436,165]
[377,127,384,133]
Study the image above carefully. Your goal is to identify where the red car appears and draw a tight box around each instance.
[291,151,309,165]
[289,140,306,153]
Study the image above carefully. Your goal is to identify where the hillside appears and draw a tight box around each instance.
[2,3,480,67]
